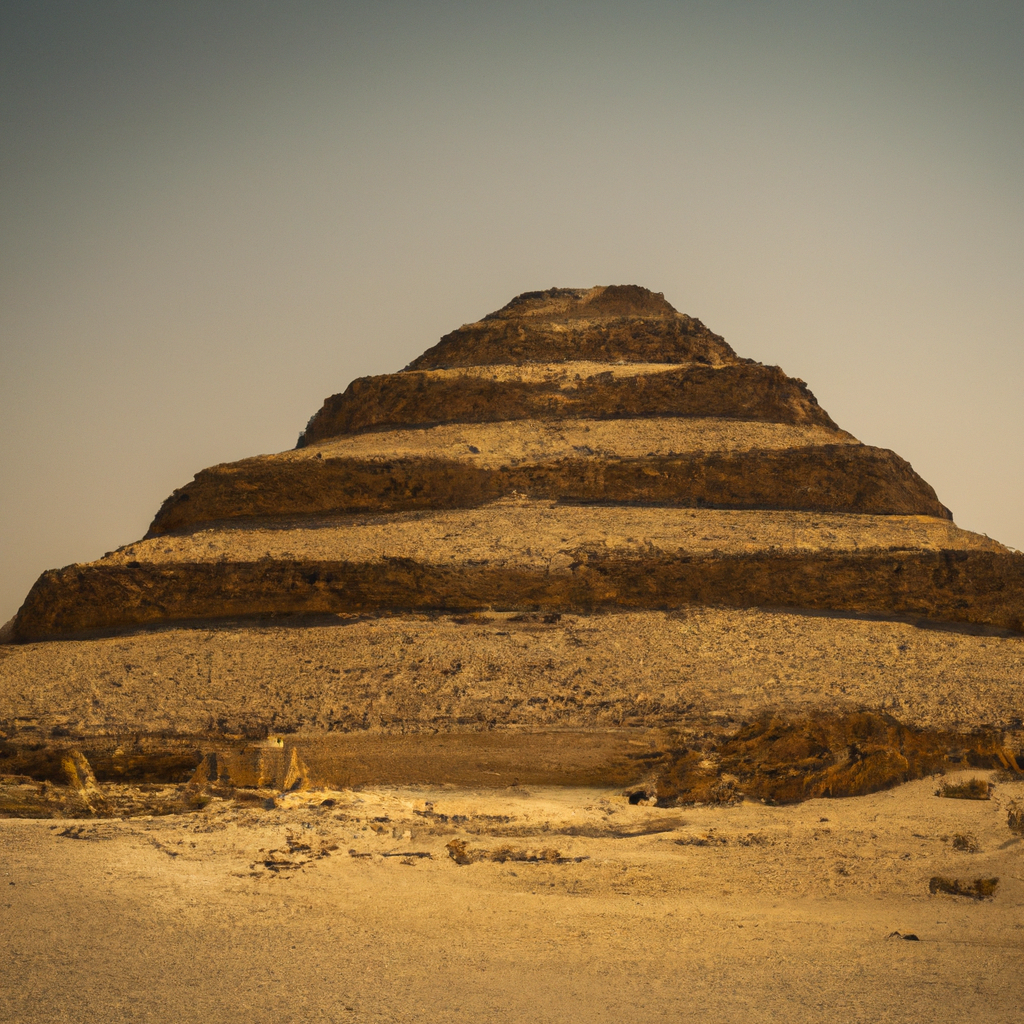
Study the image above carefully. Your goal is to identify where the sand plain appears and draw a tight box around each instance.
[2,773,1023,1023]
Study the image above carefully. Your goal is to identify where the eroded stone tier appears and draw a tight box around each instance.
[296,362,831,446]
[405,285,737,369]
[15,548,1024,641]
[9,284,1023,642]
[147,446,949,535]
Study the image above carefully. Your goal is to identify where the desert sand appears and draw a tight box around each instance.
[3,774,1023,1023]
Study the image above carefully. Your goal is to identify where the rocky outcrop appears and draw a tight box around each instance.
[2,713,1021,811]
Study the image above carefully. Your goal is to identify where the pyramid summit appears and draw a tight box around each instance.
[2,286,1022,811]
[403,284,737,370]
[298,284,815,448]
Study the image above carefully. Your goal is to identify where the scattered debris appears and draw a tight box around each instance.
[445,839,586,866]
[1007,801,1024,835]
[671,830,770,847]
[348,849,432,860]
[951,833,980,853]
[251,833,338,876]
[557,820,684,839]
[936,778,991,800]
[674,832,728,847]
[57,825,111,841]
[928,876,999,900]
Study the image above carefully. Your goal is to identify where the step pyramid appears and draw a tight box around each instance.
[2,286,1022,809]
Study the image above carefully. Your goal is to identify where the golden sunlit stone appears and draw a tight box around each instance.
[2,286,1022,810]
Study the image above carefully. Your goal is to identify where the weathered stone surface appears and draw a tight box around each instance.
[6,601,1023,805]
[147,445,949,535]
[648,712,1023,805]
[5,608,1022,739]
[2,714,1020,810]
[110,506,1007,568]
[4,284,1022,804]
[13,548,1024,641]
[299,362,837,446]
[406,285,736,370]
[294,416,858,465]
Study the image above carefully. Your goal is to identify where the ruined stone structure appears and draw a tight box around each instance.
[2,286,1022,810]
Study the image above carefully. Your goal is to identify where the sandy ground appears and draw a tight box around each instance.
[4,607,1023,737]
[2,773,1023,1023]
[99,504,1001,568]
[288,417,856,468]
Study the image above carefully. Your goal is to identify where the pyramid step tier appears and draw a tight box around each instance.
[111,505,1004,566]
[405,286,736,370]
[14,544,1024,641]
[301,416,857,466]
[147,444,949,536]
[298,362,834,445]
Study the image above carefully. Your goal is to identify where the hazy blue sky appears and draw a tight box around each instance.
[2,0,1022,622]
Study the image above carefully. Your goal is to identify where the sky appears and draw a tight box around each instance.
[1,0,1022,623]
